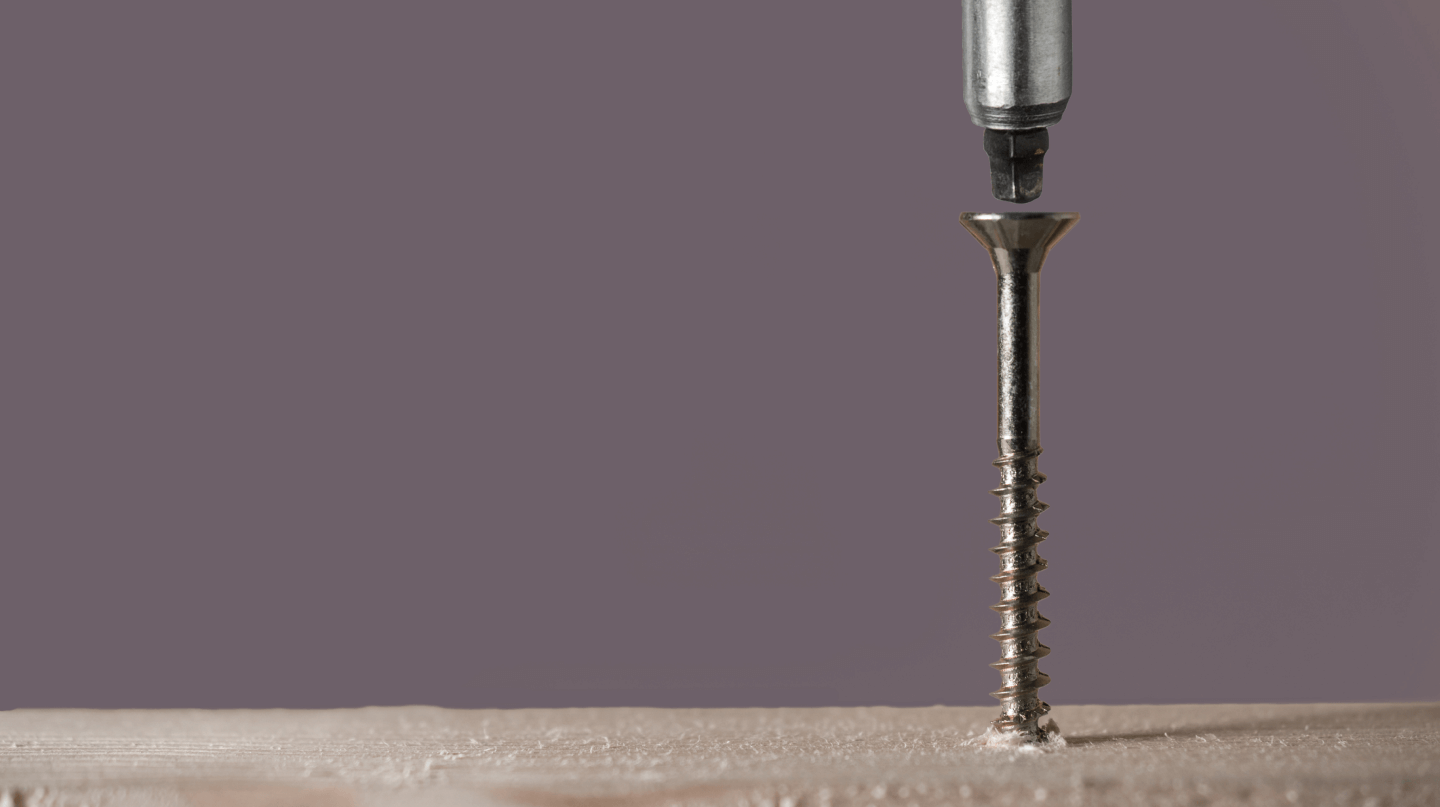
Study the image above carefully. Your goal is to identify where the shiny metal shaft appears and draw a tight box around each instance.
[959,211,1078,742]
[962,0,1073,130]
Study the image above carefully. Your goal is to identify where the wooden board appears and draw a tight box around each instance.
[1,703,1436,806]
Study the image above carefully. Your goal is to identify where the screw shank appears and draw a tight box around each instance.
[989,262,1050,741]
[997,265,1040,456]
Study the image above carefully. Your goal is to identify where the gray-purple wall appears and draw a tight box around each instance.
[2,2,1436,709]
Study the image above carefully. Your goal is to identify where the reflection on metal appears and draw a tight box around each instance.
[959,211,1079,743]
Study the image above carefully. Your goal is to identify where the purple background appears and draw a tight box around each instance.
[1,2,1436,709]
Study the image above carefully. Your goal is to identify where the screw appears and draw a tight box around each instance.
[958,211,1079,743]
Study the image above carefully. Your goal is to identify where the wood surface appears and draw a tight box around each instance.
[1,703,1436,806]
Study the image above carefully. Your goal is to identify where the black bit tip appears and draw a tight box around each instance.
[984,128,1049,204]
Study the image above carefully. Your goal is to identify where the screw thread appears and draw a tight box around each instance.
[987,444,1052,740]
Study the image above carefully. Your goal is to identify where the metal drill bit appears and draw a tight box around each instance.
[958,211,1079,743]
[984,128,1048,204]
[963,0,1072,204]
